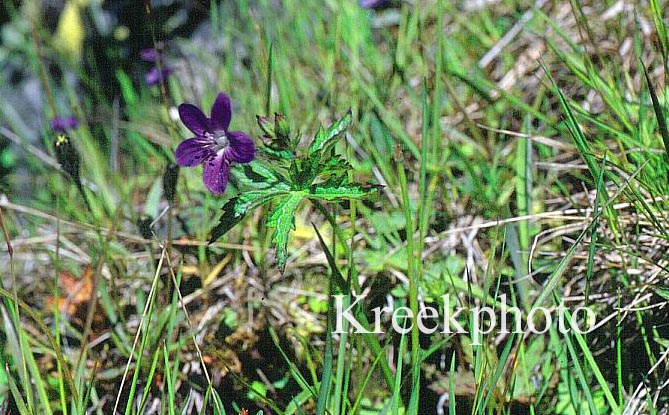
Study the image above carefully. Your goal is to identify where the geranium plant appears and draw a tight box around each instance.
[174,93,378,271]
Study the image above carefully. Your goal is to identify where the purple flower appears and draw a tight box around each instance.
[145,66,174,86]
[51,115,79,133]
[175,93,255,194]
[140,47,159,62]
[140,43,165,62]
[141,45,173,86]
[359,0,391,8]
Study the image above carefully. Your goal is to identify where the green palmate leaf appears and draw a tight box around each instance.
[233,161,289,190]
[209,189,288,243]
[261,146,294,161]
[308,109,352,156]
[309,183,381,201]
[290,157,318,189]
[210,199,244,241]
[267,191,306,271]
[315,156,352,182]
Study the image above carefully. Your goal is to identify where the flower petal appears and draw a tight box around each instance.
[202,153,230,194]
[210,93,232,132]
[145,67,160,86]
[178,103,210,136]
[140,48,158,62]
[146,66,173,86]
[359,0,390,8]
[225,131,255,163]
[51,115,79,132]
[175,137,212,166]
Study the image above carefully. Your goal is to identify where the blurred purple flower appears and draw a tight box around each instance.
[175,93,255,194]
[141,45,173,86]
[359,0,390,8]
[145,66,174,86]
[140,48,158,62]
[51,115,79,133]
[140,42,165,62]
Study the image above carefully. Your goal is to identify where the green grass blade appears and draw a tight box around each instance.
[641,60,669,160]
[563,307,619,413]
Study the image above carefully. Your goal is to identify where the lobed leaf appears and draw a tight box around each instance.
[267,191,306,271]
[289,157,318,189]
[309,183,381,201]
[209,189,288,243]
[233,161,289,190]
[261,147,294,161]
[308,109,352,156]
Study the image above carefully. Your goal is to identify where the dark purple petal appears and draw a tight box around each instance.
[178,103,211,136]
[202,154,230,194]
[140,48,158,62]
[51,115,79,132]
[175,137,213,166]
[224,131,255,163]
[210,93,232,132]
[145,66,173,86]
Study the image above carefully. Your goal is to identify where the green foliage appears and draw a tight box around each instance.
[210,110,379,271]
[4,0,669,413]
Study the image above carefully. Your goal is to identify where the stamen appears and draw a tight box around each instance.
[214,131,229,149]
[207,130,229,152]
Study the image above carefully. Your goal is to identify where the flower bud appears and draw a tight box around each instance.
[163,163,179,203]
[137,215,153,240]
[54,134,81,182]
[256,115,275,137]
[274,113,291,141]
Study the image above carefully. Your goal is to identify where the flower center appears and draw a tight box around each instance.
[210,131,229,152]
